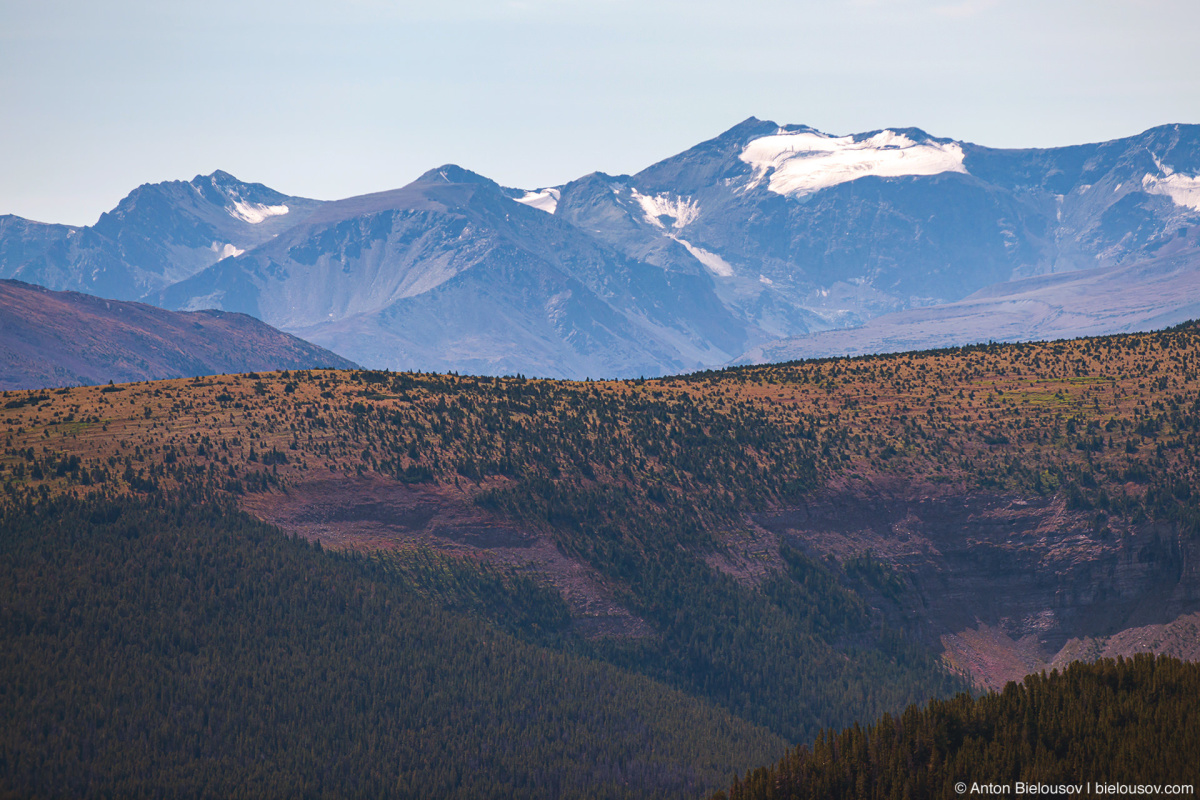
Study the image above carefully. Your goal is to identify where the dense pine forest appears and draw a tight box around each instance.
[4,324,1200,796]
[717,654,1200,800]
[0,495,787,799]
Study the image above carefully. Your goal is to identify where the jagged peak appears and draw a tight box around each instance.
[198,169,241,184]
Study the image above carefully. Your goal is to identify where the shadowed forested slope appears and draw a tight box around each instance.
[716,654,1200,800]
[0,495,785,799]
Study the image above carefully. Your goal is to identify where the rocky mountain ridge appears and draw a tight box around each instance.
[0,171,320,300]
[3,120,1199,376]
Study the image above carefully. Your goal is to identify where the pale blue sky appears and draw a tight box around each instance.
[3,0,1198,225]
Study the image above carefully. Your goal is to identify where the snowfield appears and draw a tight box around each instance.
[211,242,245,260]
[674,237,734,277]
[1142,171,1200,212]
[227,201,290,224]
[631,189,700,230]
[739,129,968,197]
[515,188,561,214]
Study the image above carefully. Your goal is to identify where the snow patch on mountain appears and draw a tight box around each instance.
[631,189,700,230]
[739,129,968,197]
[211,242,245,260]
[227,200,290,224]
[674,237,734,277]
[1142,171,1200,211]
[516,188,560,214]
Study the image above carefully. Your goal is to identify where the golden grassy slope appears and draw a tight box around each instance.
[1,326,1197,522]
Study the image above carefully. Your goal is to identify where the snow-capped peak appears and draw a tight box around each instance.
[739,129,968,197]
[515,188,560,214]
[196,172,291,224]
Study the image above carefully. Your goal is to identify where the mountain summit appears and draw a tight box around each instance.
[1,171,320,301]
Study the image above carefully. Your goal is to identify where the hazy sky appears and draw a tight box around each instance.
[3,0,1198,226]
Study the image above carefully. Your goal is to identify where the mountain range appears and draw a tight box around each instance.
[4,119,1199,377]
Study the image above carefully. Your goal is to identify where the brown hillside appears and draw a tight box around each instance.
[0,279,356,389]
[3,324,1200,688]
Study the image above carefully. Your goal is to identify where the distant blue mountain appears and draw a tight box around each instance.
[4,121,1199,377]
[1,171,320,299]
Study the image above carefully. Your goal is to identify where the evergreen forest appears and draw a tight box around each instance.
[4,324,1200,797]
[717,654,1200,800]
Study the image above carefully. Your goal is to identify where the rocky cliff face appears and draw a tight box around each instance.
[248,472,1200,691]
[752,488,1200,689]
